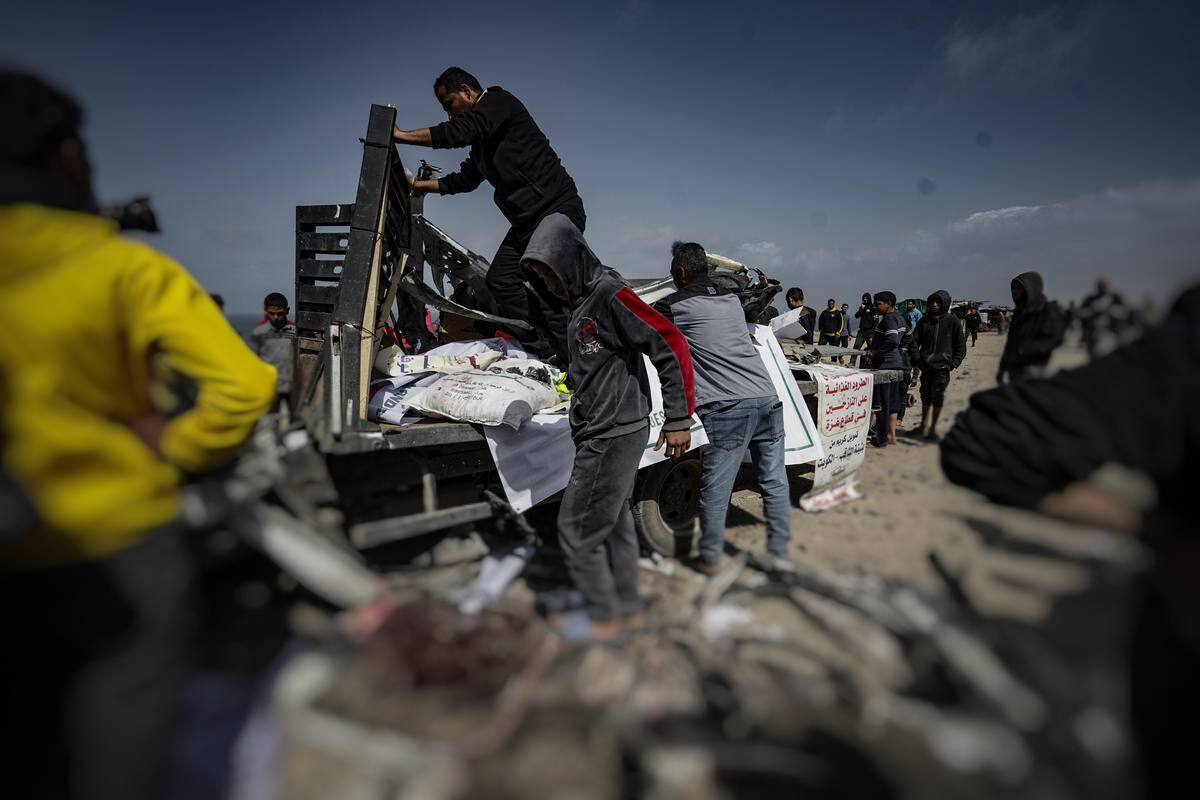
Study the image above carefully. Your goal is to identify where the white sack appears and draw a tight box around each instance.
[366,373,440,425]
[374,345,503,377]
[410,370,560,429]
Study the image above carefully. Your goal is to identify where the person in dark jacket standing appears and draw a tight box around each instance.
[867,291,905,447]
[817,298,846,362]
[784,288,817,344]
[854,292,878,353]
[999,271,1066,383]
[817,298,845,346]
[964,306,982,346]
[522,215,694,639]
[912,290,966,441]
[394,67,585,354]
[656,242,792,574]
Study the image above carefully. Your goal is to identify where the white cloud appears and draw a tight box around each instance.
[782,178,1200,306]
[940,4,1100,86]
[733,240,784,269]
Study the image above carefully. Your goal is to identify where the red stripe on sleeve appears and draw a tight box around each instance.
[615,287,696,415]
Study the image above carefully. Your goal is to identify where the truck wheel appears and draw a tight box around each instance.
[632,455,701,557]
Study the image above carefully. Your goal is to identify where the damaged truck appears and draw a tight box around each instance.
[285,103,795,560]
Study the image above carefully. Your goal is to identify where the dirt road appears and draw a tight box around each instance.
[724,330,1137,624]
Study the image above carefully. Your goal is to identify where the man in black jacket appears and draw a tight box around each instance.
[394,67,585,355]
[964,306,982,346]
[817,298,845,362]
[998,271,1066,383]
[912,290,966,441]
[853,292,877,353]
[522,215,694,638]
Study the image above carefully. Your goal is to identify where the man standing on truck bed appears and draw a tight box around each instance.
[394,67,585,356]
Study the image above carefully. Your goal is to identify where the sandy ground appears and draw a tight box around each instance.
[722,330,1140,625]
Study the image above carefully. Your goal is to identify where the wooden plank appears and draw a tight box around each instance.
[296,310,331,333]
[297,284,338,306]
[296,259,343,280]
[297,232,349,254]
[296,204,355,225]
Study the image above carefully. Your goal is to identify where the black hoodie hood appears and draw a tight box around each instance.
[927,289,952,317]
[521,213,602,308]
[1012,271,1045,310]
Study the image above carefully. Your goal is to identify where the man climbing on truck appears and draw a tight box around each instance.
[521,214,694,640]
[393,67,585,357]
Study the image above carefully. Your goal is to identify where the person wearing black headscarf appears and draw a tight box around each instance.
[998,271,1066,383]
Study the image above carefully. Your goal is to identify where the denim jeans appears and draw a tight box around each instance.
[697,396,792,564]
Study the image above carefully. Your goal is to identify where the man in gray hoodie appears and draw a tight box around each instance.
[522,215,695,638]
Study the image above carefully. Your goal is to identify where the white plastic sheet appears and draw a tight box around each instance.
[484,327,824,512]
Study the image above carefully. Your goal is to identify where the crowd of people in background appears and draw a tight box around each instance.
[759,268,1085,448]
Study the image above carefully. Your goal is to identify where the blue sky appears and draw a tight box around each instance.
[5,0,1198,311]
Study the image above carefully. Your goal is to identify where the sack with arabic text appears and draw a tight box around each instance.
[373,345,502,377]
[409,370,560,430]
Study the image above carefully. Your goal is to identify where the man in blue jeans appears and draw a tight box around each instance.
[656,242,792,574]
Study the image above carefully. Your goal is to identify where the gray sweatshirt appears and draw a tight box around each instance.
[654,277,776,408]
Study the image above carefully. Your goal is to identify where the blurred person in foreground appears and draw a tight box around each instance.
[998,271,1066,383]
[656,242,792,575]
[940,282,1200,798]
[0,71,276,800]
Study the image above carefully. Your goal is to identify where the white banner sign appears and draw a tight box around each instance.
[798,363,874,490]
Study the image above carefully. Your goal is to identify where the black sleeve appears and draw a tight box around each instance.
[941,286,1200,510]
[428,96,510,150]
[438,154,485,195]
[1024,304,1067,362]
[951,319,966,368]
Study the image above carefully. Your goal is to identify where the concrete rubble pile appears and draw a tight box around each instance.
[272,529,1143,800]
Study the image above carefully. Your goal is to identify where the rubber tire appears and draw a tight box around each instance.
[632,454,701,557]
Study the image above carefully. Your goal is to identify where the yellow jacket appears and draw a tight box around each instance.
[0,204,276,568]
